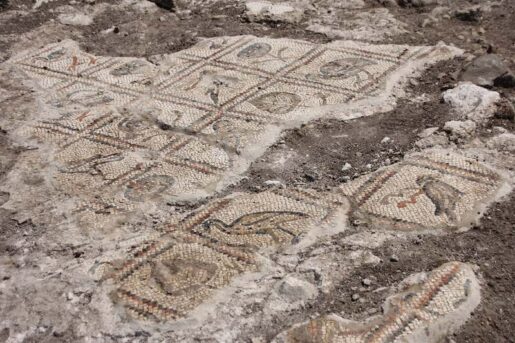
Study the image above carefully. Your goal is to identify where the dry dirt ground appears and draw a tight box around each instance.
[0,0,514,342]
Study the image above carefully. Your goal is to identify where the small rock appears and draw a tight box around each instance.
[492,126,507,135]
[351,293,360,301]
[304,172,318,182]
[58,12,93,26]
[362,278,372,287]
[278,276,318,303]
[487,133,515,152]
[494,98,515,120]
[390,255,399,262]
[454,6,482,22]
[264,180,282,186]
[418,127,439,138]
[381,137,391,144]
[342,163,352,171]
[149,0,175,11]
[398,0,438,7]
[461,54,515,88]
[245,1,304,24]
[443,120,477,141]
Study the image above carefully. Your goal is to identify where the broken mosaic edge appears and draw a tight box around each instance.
[273,262,481,343]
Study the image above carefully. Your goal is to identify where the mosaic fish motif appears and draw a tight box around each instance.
[416,175,464,222]
[237,42,272,58]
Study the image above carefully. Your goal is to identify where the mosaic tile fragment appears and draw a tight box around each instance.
[274,262,480,343]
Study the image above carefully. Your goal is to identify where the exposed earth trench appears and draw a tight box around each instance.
[0,0,514,342]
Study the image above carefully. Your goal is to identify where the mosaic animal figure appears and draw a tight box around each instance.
[201,211,309,245]
[417,175,464,222]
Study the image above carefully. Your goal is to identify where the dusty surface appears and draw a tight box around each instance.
[0,0,514,342]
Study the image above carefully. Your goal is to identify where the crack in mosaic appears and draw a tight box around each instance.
[274,262,480,343]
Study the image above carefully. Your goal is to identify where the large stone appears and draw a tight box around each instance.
[460,54,515,88]
[443,82,500,123]
[245,1,304,23]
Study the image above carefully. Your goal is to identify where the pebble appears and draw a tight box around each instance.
[381,137,391,144]
[264,180,282,186]
[390,255,399,262]
[362,278,372,287]
[351,293,360,301]
[341,163,352,171]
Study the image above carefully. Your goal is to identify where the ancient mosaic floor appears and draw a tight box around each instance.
[0,27,511,343]
[7,36,452,226]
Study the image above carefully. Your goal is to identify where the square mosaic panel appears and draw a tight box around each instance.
[340,151,504,230]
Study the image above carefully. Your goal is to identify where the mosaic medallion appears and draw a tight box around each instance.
[275,262,480,343]
[340,151,504,230]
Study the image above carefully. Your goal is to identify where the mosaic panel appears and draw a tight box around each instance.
[11,36,431,209]
[111,188,347,321]
[340,151,503,230]
[28,109,230,217]
[275,262,479,343]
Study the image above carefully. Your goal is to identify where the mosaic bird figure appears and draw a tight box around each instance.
[201,211,309,243]
[416,175,464,223]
